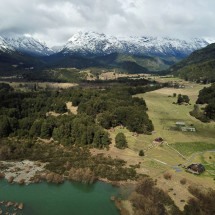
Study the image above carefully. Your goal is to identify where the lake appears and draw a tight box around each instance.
[0,180,119,215]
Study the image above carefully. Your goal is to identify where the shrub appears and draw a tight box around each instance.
[0,172,5,179]
[115,133,127,149]
[68,168,96,184]
[163,172,172,180]
[180,178,187,185]
[139,150,144,156]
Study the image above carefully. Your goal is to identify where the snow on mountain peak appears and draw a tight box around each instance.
[4,35,54,56]
[0,36,15,53]
[62,31,209,57]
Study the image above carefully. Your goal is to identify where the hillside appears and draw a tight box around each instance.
[170,43,215,82]
[4,35,54,56]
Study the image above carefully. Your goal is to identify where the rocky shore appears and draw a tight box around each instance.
[0,160,47,185]
[0,201,24,214]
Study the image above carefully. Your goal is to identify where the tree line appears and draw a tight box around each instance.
[0,83,154,147]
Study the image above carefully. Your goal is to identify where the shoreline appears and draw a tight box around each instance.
[0,159,135,214]
[0,160,138,186]
[0,160,47,185]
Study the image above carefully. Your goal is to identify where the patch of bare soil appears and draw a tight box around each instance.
[46,111,61,117]
[44,82,78,89]
[66,102,78,115]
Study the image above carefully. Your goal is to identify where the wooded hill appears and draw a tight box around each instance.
[0,50,180,81]
[169,43,215,82]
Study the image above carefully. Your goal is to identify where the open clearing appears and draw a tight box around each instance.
[0,81,78,91]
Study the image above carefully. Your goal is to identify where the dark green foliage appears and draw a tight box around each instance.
[119,61,149,74]
[40,121,53,138]
[0,83,14,93]
[0,82,154,148]
[205,103,215,120]
[77,87,154,134]
[191,84,215,121]
[139,150,144,156]
[115,133,127,149]
[190,104,208,122]
[196,84,215,104]
[0,116,11,137]
[177,94,190,104]
[170,43,215,82]
[29,119,43,137]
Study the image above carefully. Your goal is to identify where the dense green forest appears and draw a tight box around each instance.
[169,43,215,82]
[0,82,157,181]
[190,84,215,121]
[0,82,154,142]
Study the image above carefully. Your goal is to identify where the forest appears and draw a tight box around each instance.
[0,82,158,181]
[0,82,155,144]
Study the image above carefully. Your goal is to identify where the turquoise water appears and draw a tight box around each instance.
[0,180,119,215]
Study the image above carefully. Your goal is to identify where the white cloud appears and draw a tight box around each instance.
[0,0,215,46]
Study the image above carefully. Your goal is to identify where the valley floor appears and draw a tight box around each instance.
[92,80,215,211]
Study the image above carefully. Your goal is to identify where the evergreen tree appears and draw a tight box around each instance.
[0,116,11,137]
[115,133,127,149]
[40,121,52,138]
[177,94,183,104]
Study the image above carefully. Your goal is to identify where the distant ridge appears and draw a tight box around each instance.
[170,43,215,82]
[61,31,209,57]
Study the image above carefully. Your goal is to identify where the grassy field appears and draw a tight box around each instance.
[171,142,215,157]
[106,81,215,209]
[137,84,215,144]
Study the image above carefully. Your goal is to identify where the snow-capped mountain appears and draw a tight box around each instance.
[0,36,15,53]
[61,31,210,57]
[4,35,54,56]
[62,31,122,56]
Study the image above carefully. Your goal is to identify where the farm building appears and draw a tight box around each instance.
[186,163,205,175]
[175,122,196,132]
[181,127,196,132]
[175,121,186,127]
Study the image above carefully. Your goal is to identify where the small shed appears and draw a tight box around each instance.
[181,127,196,132]
[187,163,205,175]
[176,121,186,127]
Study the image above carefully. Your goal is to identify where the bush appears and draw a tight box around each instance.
[139,150,144,156]
[68,168,96,184]
[163,172,172,180]
[115,133,127,149]
[180,178,187,185]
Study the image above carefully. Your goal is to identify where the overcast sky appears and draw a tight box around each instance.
[0,0,215,46]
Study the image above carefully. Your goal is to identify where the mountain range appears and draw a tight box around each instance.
[61,31,209,58]
[0,31,210,57]
[0,31,213,78]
